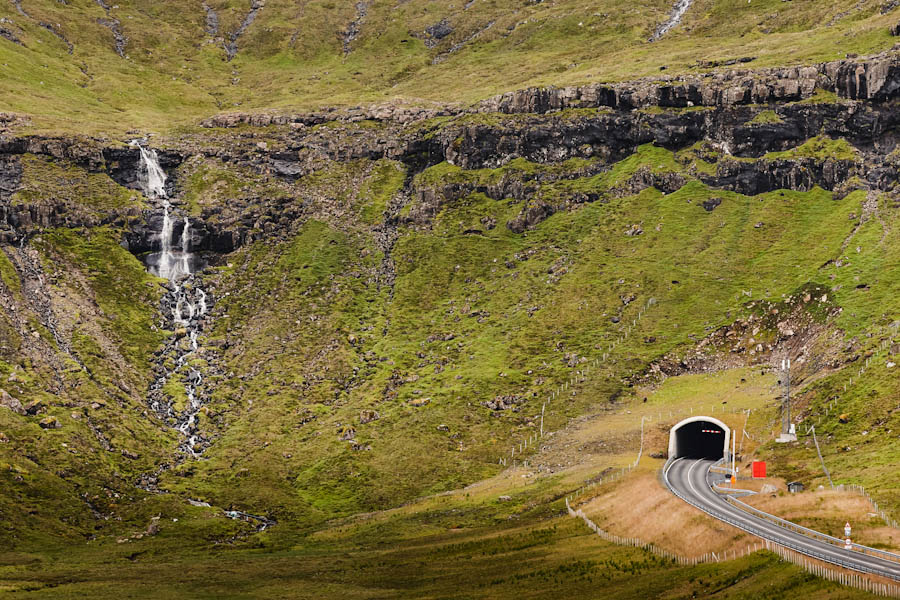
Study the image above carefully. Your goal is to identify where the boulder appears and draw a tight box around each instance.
[145,516,160,536]
[24,399,44,415]
[359,409,380,424]
[702,197,722,212]
[0,389,24,415]
[425,20,453,46]
[39,416,61,429]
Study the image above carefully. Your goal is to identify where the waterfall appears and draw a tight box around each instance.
[135,144,167,200]
[133,141,212,457]
[180,217,192,278]
[159,201,175,280]
[133,142,196,281]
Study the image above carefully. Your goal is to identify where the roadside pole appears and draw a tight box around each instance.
[731,425,736,485]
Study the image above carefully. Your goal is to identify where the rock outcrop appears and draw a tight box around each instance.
[3,49,900,247]
[477,50,900,114]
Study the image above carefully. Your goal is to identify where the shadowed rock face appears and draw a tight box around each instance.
[0,155,21,202]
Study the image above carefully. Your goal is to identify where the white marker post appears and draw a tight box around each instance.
[845,522,852,549]
[731,423,737,485]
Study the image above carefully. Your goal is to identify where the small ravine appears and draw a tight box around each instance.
[650,0,693,41]
[133,143,212,457]
[131,144,276,533]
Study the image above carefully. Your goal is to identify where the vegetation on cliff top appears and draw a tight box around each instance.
[0,0,899,134]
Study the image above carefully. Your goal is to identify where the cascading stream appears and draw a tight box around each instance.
[650,0,693,41]
[133,142,212,457]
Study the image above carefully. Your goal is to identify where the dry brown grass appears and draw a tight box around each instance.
[580,466,755,558]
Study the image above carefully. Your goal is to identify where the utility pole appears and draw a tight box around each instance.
[777,357,796,442]
[782,358,791,435]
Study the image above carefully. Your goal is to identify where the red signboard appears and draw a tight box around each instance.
[752,461,767,478]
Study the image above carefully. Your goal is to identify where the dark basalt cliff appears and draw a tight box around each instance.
[3,51,900,253]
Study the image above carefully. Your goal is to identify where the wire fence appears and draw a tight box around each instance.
[565,496,761,566]
[769,541,900,598]
[836,483,900,530]
[795,325,900,529]
[800,327,897,436]
[498,297,658,467]
[567,496,900,597]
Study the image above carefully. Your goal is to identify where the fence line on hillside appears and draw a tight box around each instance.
[565,497,760,566]
[800,331,897,435]
[794,326,900,528]
[566,498,900,597]
[806,418,899,529]
[835,483,900,530]
[499,297,658,467]
[767,541,900,598]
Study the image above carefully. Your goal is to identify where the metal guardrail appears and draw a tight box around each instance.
[711,481,753,495]
[726,495,900,565]
[662,460,900,580]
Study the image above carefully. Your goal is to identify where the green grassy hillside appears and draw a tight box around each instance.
[1,0,899,133]
[3,2,900,597]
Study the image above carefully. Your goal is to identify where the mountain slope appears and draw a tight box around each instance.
[2,2,900,597]
[1,0,900,133]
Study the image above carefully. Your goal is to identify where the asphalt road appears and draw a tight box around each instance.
[664,457,900,580]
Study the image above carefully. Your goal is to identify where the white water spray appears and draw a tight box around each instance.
[135,144,168,200]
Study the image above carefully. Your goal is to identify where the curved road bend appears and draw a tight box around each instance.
[664,458,900,580]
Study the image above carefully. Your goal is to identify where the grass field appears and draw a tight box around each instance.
[1,0,899,134]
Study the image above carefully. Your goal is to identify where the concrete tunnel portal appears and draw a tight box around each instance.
[668,416,730,460]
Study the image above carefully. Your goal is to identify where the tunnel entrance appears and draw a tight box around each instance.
[668,416,730,460]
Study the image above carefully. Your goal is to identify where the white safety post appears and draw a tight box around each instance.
[732,424,736,484]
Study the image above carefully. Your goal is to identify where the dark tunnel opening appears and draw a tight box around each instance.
[673,420,726,460]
